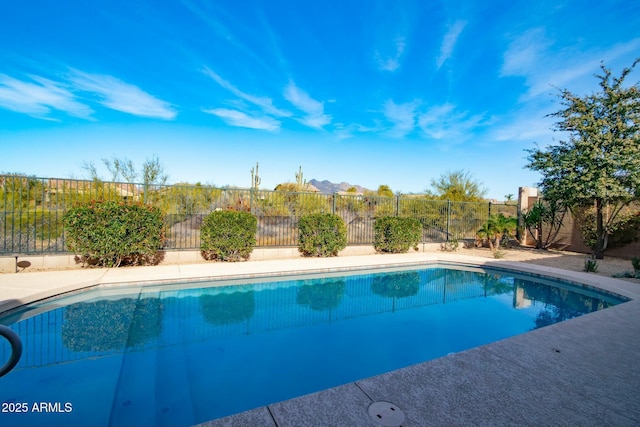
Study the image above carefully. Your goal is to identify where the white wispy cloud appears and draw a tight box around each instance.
[500,28,551,78]
[202,67,291,118]
[0,74,93,119]
[69,71,177,119]
[489,110,555,144]
[501,28,640,101]
[333,121,385,139]
[418,103,485,141]
[436,20,467,69]
[383,99,419,138]
[204,108,280,131]
[283,81,331,129]
[376,37,406,72]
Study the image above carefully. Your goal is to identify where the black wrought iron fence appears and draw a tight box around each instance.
[0,175,517,255]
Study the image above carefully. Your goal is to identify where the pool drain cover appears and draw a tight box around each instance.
[368,401,405,426]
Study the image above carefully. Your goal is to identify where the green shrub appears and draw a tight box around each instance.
[613,257,640,279]
[440,237,459,252]
[298,213,347,257]
[63,200,164,267]
[578,210,640,249]
[374,216,421,253]
[584,258,598,273]
[200,210,257,261]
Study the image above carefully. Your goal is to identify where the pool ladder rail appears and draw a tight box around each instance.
[0,325,22,377]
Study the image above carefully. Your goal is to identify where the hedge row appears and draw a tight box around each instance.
[63,202,423,267]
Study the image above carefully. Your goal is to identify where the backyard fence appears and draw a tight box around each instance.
[0,175,517,255]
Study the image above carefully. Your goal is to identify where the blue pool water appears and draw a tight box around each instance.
[0,265,626,427]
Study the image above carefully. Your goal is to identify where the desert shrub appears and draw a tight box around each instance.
[374,216,421,253]
[63,200,164,267]
[578,209,640,250]
[584,257,598,273]
[335,193,365,214]
[252,191,290,216]
[298,213,347,257]
[4,210,64,240]
[613,257,640,279]
[440,237,459,252]
[200,210,257,261]
[155,183,223,220]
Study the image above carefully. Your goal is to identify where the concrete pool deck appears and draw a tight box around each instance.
[1,252,640,426]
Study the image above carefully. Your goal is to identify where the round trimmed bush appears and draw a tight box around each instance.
[298,213,347,257]
[62,200,164,267]
[200,210,257,261]
[374,216,421,253]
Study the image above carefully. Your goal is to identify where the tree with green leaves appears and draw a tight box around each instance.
[375,185,394,198]
[526,59,640,259]
[426,170,487,202]
[141,155,169,187]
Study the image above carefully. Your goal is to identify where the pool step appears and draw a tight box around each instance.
[108,349,158,426]
[108,292,163,427]
[154,343,196,426]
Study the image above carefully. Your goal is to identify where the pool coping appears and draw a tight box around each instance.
[2,252,640,426]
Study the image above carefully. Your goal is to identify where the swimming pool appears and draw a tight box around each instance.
[0,264,626,427]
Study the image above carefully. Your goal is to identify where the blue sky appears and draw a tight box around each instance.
[1,0,639,200]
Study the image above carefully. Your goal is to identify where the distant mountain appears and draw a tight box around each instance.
[308,179,369,194]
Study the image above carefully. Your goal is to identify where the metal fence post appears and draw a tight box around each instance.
[446,200,451,241]
[332,193,336,215]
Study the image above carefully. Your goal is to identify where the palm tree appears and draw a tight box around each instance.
[478,214,517,252]
[477,222,495,251]
[493,213,517,247]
